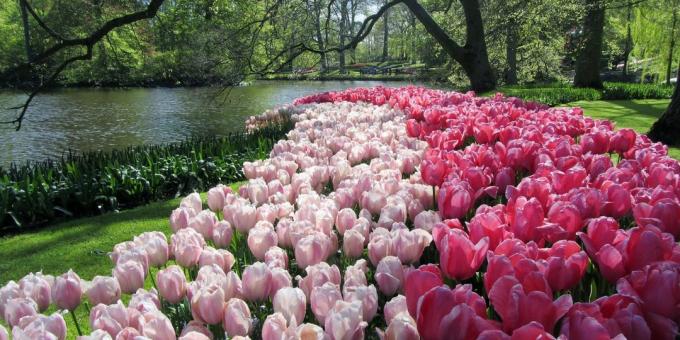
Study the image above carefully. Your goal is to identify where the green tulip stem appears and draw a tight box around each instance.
[432,185,437,210]
[70,308,83,336]
[149,268,158,291]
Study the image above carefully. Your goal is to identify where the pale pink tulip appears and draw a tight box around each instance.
[413,210,441,232]
[392,228,432,264]
[207,184,230,212]
[181,192,203,213]
[295,233,331,269]
[189,210,218,240]
[156,265,187,304]
[52,270,82,311]
[179,321,212,339]
[248,222,278,260]
[141,311,175,339]
[223,298,252,337]
[241,262,272,301]
[113,260,146,294]
[199,247,235,273]
[273,287,306,325]
[12,312,67,340]
[343,229,366,259]
[335,208,357,235]
[170,207,195,232]
[298,262,342,299]
[265,246,289,269]
[344,284,378,322]
[233,205,257,233]
[128,288,161,314]
[191,284,225,325]
[89,301,130,336]
[270,267,293,298]
[134,231,169,267]
[0,281,22,321]
[3,298,37,327]
[384,313,419,340]
[324,300,367,340]
[86,276,121,306]
[310,282,343,324]
[375,256,405,296]
[212,221,234,249]
[19,273,51,312]
[383,295,408,325]
[261,313,288,340]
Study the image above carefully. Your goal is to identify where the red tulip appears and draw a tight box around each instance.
[561,294,651,340]
[415,285,490,340]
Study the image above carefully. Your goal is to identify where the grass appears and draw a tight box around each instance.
[563,99,679,159]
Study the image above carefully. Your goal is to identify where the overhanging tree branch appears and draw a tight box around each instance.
[2,0,166,130]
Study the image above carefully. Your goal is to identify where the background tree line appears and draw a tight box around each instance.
[1,0,677,89]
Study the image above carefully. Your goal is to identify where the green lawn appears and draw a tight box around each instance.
[565,99,678,159]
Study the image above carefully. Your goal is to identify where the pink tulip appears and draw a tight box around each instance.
[324,300,367,340]
[199,247,235,272]
[129,288,160,314]
[170,207,195,232]
[180,320,213,339]
[392,228,432,264]
[506,196,544,242]
[540,240,588,291]
[156,265,187,304]
[19,273,51,312]
[207,184,231,212]
[335,208,357,235]
[489,275,572,333]
[384,313,419,340]
[133,231,169,267]
[3,298,37,327]
[86,276,121,306]
[561,294,651,340]
[0,325,6,340]
[383,295,408,325]
[212,221,234,248]
[89,301,131,336]
[294,233,331,269]
[375,256,404,296]
[232,204,257,233]
[191,284,225,325]
[223,298,252,337]
[292,323,327,340]
[12,312,67,340]
[241,262,272,301]
[261,312,288,340]
[634,198,680,238]
[141,311,176,339]
[609,128,636,154]
[438,181,473,219]
[433,226,488,280]
[415,285,492,340]
[342,229,365,259]
[298,262,342,299]
[265,246,289,269]
[114,260,146,294]
[171,228,206,268]
[0,281,22,321]
[52,270,82,311]
[273,287,306,325]
[404,264,443,317]
[114,327,142,340]
[269,267,293,298]
[413,210,441,231]
[368,230,393,266]
[248,222,278,260]
[420,158,447,187]
[189,210,218,240]
[344,284,378,322]
[361,191,387,216]
[310,282,342,324]
[181,192,203,213]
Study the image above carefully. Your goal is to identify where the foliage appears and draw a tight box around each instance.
[0,121,293,233]
[492,81,673,106]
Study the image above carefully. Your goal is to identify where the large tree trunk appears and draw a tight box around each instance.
[382,0,389,62]
[403,0,496,92]
[622,0,632,76]
[309,0,328,71]
[667,9,677,85]
[505,20,518,85]
[574,0,605,88]
[649,65,680,145]
[350,0,357,64]
[19,0,32,61]
[338,0,349,73]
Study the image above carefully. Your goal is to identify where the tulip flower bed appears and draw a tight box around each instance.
[1,86,680,340]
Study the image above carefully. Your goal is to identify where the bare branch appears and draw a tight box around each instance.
[21,0,66,42]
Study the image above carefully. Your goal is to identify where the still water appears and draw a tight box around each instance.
[0,80,439,167]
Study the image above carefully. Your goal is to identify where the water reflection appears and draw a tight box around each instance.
[0,80,442,166]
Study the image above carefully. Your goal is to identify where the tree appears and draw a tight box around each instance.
[574,0,605,88]
[403,0,496,91]
[382,0,389,62]
[648,65,680,145]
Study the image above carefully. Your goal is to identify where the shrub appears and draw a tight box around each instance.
[602,82,674,100]
[0,121,293,233]
[497,87,602,106]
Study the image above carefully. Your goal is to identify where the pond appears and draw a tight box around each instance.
[0,80,442,167]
